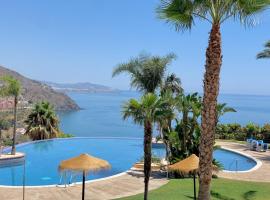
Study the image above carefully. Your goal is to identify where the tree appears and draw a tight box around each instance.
[161,73,183,95]
[156,91,176,161]
[0,75,21,155]
[25,101,59,140]
[257,41,270,59]
[122,93,173,200]
[113,53,176,93]
[157,1,269,199]
[175,93,201,157]
[0,120,6,155]
[216,103,236,124]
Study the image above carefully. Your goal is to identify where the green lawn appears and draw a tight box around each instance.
[118,178,270,200]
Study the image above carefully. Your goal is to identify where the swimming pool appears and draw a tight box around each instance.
[213,149,257,171]
[0,138,257,186]
[0,138,165,186]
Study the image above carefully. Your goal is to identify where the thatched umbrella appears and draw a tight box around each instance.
[59,153,111,200]
[168,154,199,200]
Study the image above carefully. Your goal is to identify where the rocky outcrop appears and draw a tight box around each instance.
[0,66,80,111]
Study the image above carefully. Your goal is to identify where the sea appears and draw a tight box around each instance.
[58,91,270,137]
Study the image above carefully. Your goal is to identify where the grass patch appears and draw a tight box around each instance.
[118,178,270,200]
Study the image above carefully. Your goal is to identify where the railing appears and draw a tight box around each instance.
[227,159,239,172]
[58,171,80,186]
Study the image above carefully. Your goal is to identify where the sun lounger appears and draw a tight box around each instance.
[247,139,268,152]
[246,138,253,149]
[263,143,268,152]
[251,140,258,151]
[257,140,264,152]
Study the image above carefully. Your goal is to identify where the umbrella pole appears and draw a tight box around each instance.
[23,159,26,200]
[82,171,85,200]
[193,173,196,200]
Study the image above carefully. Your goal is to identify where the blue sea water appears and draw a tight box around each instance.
[59,91,270,137]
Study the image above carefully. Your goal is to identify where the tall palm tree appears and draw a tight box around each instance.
[157,1,269,199]
[122,93,172,200]
[25,101,59,140]
[0,75,21,155]
[257,40,270,59]
[0,120,5,155]
[113,53,176,93]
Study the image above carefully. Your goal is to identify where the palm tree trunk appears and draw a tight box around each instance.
[198,23,222,200]
[0,128,2,156]
[144,120,152,200]
[182,110,188,156]
[11,96,18,155]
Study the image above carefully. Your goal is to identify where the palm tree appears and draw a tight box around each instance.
[161,73,183,95]
[216,103,236,124]
[0,119,5,155]
[257,41,270,59]
[175,93,201,157]
[122,93,172,200]
[0,75,21,155]
[113,53,176,93]
[156,91,176,161]
[25,101,59,140]
[157,1,269,199]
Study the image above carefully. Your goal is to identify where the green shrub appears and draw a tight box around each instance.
[0,119,11,130]
[3,138,13,146]
[227,123,242,133]
[58,132,74,138]
[243,123,260,138]
[233,132,246,141]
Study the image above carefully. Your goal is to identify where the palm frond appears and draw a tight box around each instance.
[0,75,21,97]
[113,53,176,93]
[257,40,270,59]
[157,0,195,31]
[25,101,59,140]
[157,0,269,30]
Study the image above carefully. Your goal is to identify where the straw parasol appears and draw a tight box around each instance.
[168,154,199,200]
[59,153,111,200]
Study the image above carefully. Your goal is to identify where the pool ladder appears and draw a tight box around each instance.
[58,172,80,187]
[228,159,239,172]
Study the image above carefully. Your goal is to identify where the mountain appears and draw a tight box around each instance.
[43,81,117,93]
[0,66,80,111]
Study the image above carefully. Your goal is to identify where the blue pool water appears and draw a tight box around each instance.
[0,138,165,186]
[213,149,256,171]
[0,138,257,186]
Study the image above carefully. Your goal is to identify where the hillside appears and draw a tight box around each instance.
[0,66,80,110]
[44,81,117,93]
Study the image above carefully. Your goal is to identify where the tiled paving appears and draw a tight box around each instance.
[0,171,168,200]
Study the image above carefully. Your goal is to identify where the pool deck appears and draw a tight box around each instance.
[0,152,25,160]
[0,171,168,200]
[216,141,270,182]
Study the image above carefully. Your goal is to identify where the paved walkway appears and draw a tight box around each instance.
[217,141,270,182]
[0,171,168,200]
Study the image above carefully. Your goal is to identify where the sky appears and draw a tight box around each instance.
[0,0,270,95]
